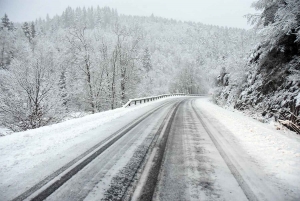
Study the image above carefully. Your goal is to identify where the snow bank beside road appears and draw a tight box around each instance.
[0,127,11,136]
[195,97,300,197]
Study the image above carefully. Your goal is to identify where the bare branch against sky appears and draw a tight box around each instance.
[0,0,256,29]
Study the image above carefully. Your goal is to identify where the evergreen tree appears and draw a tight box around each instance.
[0,14,15,69]
[31,22,36,38]
[59,70,68,111]
[96,6,102,26]
[22,22,31,42]
[1,14,9,28]
[247,0,300,51]
[142,48,152,72]
[1,14,14,31]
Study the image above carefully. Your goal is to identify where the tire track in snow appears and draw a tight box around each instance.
[191,100,259,201]
[101,102,178,201]
[130,99,185,201]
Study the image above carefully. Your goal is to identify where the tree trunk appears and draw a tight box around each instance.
[121,67,126,105]
[85,58,95,113]
[111,49,117,109]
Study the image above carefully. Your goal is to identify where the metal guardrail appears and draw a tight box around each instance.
[123,93,186,108]
[186,94,205,96]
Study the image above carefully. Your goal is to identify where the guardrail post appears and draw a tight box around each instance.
[135,100,136,105]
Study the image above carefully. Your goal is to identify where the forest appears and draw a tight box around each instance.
[0,0,299,134]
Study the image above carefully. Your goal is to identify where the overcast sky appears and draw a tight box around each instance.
[0,0,256,29]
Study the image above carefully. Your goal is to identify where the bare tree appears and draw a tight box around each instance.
[0,45,58,131]
[66,26,96,113]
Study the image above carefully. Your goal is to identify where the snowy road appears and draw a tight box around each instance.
[1,97,299,201]
[150,100,281,201]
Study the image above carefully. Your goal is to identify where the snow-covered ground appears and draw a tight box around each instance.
[195,97,300,199]
[0,127,11,136]
[0,97,174,200]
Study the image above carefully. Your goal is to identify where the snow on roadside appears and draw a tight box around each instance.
[0,97,173,200]
[0,97,168,146]
[195,97,300,189]
[0,127,11,136]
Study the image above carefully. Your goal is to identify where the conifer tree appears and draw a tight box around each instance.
[31,22,36,38]
[1,14,9,28]
[59,70,68,111]
[0,14,15,69]
[142,48,152,72]
[22,22,31,42]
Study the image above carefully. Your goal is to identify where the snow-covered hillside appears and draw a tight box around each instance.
[214,0,300,134]
[0,7,254,132]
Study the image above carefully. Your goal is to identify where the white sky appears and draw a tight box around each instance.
[0,0,256,29]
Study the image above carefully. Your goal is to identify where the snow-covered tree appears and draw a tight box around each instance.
[0,14,15,69]
[0,42,61,131]
[66,25,96,113]
[1,14,11,30]
[58,70,68,111]
[30,22,36,38]
[142,47,152,72]
[247,0,300,52]
[22,22,32,42]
